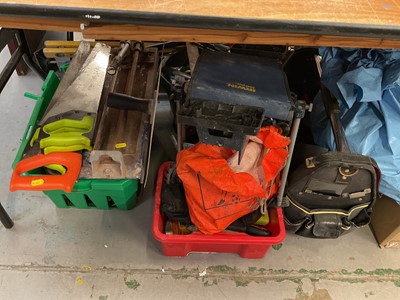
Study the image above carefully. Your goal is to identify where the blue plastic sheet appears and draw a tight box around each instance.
[311,47,400,204]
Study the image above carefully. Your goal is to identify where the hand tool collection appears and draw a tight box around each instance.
[10,42,110,192]
[10,40,160,193]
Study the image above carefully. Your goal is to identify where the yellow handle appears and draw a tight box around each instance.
[45,164,67,175]
[43,116,94,135]
[43,144,93,155]
[29,127,41,147]
[40,133,91,149]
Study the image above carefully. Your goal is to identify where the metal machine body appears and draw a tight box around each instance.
[177,50,294,152]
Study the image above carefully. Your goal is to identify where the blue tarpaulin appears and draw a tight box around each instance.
[311,47,400,204]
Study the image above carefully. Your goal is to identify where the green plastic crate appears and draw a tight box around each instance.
[43,179,139,210]
[12,70,60,169]
[14,68,140,211]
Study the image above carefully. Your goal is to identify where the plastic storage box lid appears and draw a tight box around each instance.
[188,51,294,121]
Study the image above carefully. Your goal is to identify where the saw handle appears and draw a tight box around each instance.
[43,116,94,134]
[10,152,82,192]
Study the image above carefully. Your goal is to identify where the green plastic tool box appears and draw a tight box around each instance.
[43,179,139,210]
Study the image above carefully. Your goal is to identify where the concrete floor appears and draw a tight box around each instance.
[1,49,400,300]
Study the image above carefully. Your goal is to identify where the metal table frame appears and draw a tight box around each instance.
[0,29,46,93]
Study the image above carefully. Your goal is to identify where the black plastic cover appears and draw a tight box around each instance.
[188,51,293,121]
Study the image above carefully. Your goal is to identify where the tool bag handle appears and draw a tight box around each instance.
[320,84,351,153]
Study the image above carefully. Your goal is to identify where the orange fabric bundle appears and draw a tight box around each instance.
[176,126,290,234]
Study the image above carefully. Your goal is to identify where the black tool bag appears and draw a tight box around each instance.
[284,85,381,238]
[161,163,192,224]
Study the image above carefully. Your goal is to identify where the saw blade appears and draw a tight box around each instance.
[39,42,111,125]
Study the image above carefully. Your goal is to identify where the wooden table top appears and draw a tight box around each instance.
[2,0,400,48]
[1,0,400,30]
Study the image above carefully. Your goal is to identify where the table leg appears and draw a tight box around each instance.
[0,201,13,229]
[17,30,46,80]
[0,28,46,94]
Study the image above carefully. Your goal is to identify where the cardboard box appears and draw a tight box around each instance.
[370,195,400,248]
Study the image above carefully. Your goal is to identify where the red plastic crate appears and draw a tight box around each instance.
[152,162,286,258]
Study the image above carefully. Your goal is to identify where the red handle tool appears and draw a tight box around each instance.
[10,152,82,192]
